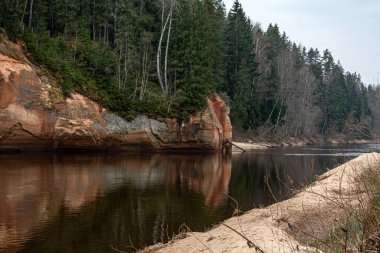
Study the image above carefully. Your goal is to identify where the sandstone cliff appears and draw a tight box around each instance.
[0,40,232,151]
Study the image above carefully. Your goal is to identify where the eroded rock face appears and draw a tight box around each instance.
[0,40,232,151]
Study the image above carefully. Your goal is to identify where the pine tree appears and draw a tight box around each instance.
[0,0,374,136]
[0,0,26,39]
[257,23,288,127]
[223,0,260,128]
[326,64,349,131]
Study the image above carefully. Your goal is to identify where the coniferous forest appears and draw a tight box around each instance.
[1,0,378,139]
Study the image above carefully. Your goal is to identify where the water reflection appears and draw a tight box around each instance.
[1,145,375,252]
[229,150,346,209]
[0,153,231,252]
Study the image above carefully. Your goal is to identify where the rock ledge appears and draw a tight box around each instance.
[0,40,232,151]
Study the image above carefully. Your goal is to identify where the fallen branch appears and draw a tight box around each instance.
[220,223,264,253]
[224,140,246,152]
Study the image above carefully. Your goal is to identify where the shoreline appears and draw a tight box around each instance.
[232,138,374,152]
[0,138,373,154]
[141,152,380,252]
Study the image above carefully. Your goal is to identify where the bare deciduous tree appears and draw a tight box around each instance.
[157,0,176,95]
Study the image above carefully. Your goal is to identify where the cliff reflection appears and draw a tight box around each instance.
[0,153,231,252]
[0,147,347,252]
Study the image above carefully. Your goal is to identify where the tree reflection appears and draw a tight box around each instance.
[0,153,231,252]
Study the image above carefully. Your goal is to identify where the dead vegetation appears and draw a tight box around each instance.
[314,157,380,253]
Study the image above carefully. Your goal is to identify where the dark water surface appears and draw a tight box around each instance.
[0,144,379,252]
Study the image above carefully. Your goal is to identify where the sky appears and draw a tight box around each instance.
[223,0,380,85]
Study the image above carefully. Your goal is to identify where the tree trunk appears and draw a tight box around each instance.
[92,0,96,40]
[28,0,34,30]
[74,29,78,61]
[123,31,129,90]
[164,11,173,94]
[64,0,68,36]
[157,1,173,94]
[20,0,28,28]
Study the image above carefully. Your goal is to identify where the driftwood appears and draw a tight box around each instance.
[223,140,246,153]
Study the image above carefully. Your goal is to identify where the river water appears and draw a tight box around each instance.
[0,144,379,252]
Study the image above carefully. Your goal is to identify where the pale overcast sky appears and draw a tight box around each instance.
[223,0,380,85]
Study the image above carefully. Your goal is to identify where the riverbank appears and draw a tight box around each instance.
[0,39,234,152]
[231,138,373,152]
[231,141,271,151]
[141,152,380,252]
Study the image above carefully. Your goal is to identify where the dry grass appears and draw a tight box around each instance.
[314,160,380,253]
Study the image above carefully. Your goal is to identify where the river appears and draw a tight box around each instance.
[0,144,379,253]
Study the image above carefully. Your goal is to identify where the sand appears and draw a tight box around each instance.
[141,152,380,253]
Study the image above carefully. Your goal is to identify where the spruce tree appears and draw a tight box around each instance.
[223,0,260,129]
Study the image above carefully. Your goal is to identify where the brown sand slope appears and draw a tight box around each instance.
[142,152,380,253]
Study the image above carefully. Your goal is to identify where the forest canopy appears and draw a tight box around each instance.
[0,0,377,138]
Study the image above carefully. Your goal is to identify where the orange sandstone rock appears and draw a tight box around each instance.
[0,40,232,151]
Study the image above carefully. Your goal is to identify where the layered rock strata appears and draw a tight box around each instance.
[0,40,232,151]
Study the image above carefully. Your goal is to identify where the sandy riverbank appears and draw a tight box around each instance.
[141,152,380,253]
[231,138,374,152]
[231,142,272,151]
